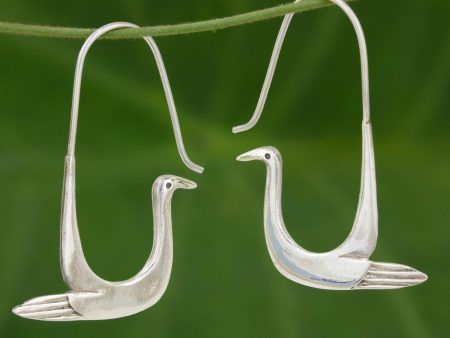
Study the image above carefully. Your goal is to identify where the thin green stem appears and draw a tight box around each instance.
[0,0,355,40]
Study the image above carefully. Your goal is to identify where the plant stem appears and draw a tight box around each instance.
[0,0,355,40]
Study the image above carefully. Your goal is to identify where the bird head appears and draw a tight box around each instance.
[236,146,281,164]
[153,175,197,197]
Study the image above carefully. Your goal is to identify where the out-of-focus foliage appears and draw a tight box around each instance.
[0,1,448,337]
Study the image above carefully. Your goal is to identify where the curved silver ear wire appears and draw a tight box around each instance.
[236,2,427,290]
[68,22,204,173]
[12,22,198,321]
[233,0,370,133]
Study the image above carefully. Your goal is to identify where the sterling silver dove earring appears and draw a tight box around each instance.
[235,0,427,290]
[13,22,203,321]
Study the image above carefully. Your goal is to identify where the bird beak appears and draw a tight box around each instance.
[175,177,197,190]
[236,149,258,162]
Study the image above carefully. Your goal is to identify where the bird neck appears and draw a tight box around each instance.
[145,189,173,270]
[264,156,305,253]
[264,158,284,227]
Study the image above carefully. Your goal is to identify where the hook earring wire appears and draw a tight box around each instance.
[232,0,370,133]
[68,22,204,173]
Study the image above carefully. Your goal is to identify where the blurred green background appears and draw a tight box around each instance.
[0,0,448,337]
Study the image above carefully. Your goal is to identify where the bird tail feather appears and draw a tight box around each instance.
[355,262,427,289]
[12,294,81,321]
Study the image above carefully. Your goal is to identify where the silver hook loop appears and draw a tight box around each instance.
[67,22,204,173]
[233,0,370,133]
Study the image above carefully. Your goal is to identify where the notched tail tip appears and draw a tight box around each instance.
[356,262,428,290]
[12,294,81,321]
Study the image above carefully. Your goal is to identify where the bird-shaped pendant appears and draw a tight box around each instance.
[13,156,196,320]
[237,124,427,290]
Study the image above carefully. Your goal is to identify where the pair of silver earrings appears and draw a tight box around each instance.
[13,0,426,322]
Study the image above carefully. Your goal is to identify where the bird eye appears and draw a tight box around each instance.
[265,153,271,160]
[166,182,172,189]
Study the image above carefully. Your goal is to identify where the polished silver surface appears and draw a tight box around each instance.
[13,22,199,321]
[235,1,427,290]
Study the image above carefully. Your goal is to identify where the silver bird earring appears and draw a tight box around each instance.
[13,22,203,321]
[235,0,427,290]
